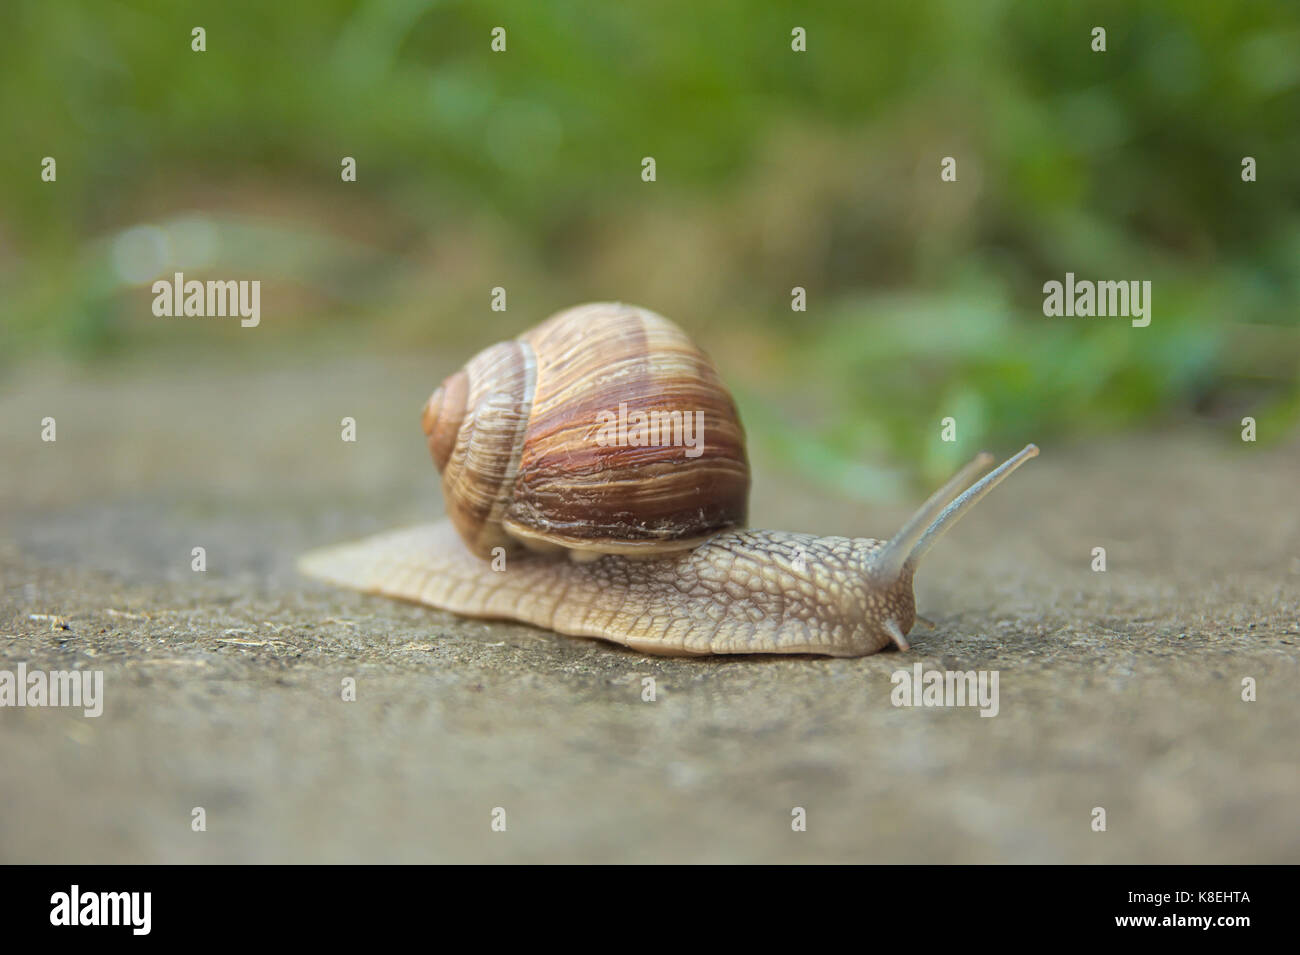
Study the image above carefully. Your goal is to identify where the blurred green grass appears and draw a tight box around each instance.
[1,0,1297,490]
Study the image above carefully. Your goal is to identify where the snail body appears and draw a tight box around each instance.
[300,303,1038,657]
[301,523,913,656]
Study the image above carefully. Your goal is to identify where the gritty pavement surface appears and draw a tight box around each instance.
[1,356,1297,863]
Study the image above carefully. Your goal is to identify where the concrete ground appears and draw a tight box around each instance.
[1,354,1296,863]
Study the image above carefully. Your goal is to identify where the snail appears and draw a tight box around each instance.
[300,302,1038,657]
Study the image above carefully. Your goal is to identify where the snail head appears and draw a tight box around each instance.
[862,445,1039,650]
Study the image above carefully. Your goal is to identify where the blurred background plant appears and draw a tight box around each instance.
[1,0,1296,495]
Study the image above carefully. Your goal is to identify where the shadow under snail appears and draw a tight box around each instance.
[300,302,1038,657]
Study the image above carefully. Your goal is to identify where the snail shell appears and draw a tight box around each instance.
[420,302,749,559]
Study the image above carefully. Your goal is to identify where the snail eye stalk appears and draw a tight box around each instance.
[871,445,1039,584]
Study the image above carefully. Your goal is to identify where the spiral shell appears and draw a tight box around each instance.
[421,303,750,559]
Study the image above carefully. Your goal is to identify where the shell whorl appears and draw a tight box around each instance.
[423,303,750,559]
[422,340,536,557]
[422,369,466,471]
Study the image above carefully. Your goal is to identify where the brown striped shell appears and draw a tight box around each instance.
[421,303,750,560]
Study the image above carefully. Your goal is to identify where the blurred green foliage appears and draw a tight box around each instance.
[1,0,1297,488]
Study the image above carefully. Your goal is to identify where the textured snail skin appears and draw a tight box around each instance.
[299,520,915,656]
